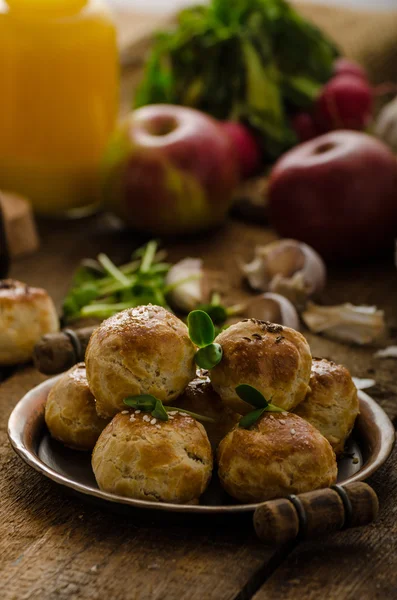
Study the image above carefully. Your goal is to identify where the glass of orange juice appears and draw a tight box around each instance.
[0,0,119,216]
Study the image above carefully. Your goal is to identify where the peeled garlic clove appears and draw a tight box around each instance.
[302,302,386,345]
[242,239,326,308]
[243,292,300,330]
[165,258,209,313]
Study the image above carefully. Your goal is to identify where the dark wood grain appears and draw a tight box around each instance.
[2,214,397,600]
[0,369,273,600]
[252,444,397,600]
[2,5,397,598]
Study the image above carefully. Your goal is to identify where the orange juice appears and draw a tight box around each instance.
[0,0,119,215]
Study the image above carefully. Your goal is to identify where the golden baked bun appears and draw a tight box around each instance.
[85,305,196,418]
[210,319,312,414]
[0,279,59,365]
[173,376,241,448]
[45,363,109,451]
[294,358,359,455]
[92,411,213,504]
[218,412,337,503]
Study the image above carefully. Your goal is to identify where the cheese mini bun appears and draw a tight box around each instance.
[210,319,312,414]
[294,358,359,455]
[0,279,59,365]
[92,411,213,504]
[85,305,196,418]
[173,376,241,448]
[217,412,337,503]
[45,363,109,451]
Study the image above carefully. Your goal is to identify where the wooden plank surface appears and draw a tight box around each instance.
[2,4,397,598]
[1,215,397,599]
[0,219,278,600]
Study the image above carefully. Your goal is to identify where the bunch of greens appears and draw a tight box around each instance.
[63,241,233,326]
[236,384,284,428]
[63,241,172,322]
[123,395,215,423]
[135,0,339,159]
[188,310,223,369]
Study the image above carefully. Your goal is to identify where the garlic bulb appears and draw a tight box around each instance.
[243,292,300,330]
[375,96,397,153]
[302,302,386,345]
[165,258,209,313]
[242,239,326,309]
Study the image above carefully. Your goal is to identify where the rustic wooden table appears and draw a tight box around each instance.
[2,8,397,595]
[1,213,397,600]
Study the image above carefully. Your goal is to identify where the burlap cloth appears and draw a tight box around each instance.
[296,3,397,84]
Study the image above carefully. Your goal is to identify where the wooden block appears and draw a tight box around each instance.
[0,191,40,258]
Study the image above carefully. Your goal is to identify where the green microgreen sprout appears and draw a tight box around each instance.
[236,384,284,429]
[62,241,172,322]
[187,310,223,370]
[188,310,215,348]
[123,395,215,424]
[194,343,223,370]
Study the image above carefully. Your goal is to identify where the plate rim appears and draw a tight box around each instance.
[7,375,396,515]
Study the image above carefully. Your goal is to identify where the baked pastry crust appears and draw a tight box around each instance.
[92,411,213,504]
[294,358,359,455]
[174,376,241,448]
[45,363,109,451]
[0,279,59,365]
[210,319,312,414]
[85,305,196,418]
[217,411,337,503]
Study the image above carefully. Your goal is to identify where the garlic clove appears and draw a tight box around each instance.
[302,302,386,345]
[243,292,300,330]
[165,258,208,313]
[242,239,326,309]
[374,346,397,359]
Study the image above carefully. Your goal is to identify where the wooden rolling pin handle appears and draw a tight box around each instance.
[253,482,378,546]
[33,327,95,374]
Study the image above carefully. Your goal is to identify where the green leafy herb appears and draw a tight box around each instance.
[239,407,268,429]
[152,399,170,421]
[236,384,285,428]
[123,395,216,424]
[236,383,269,408]
[188,310,216,348]
[62,241,172,322]
[124,395,157,411]
[135,0,339,160]
[195,343,223,370]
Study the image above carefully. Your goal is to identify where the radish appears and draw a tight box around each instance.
[314,74,373,131]
[220,121,261,179]
[291,112,319,143]
[333,58,368,82]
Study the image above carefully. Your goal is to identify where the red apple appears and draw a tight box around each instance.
[102,105,239,235]
[268,131,397,260]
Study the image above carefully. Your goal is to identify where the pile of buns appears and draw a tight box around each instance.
[45,304,359,505]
